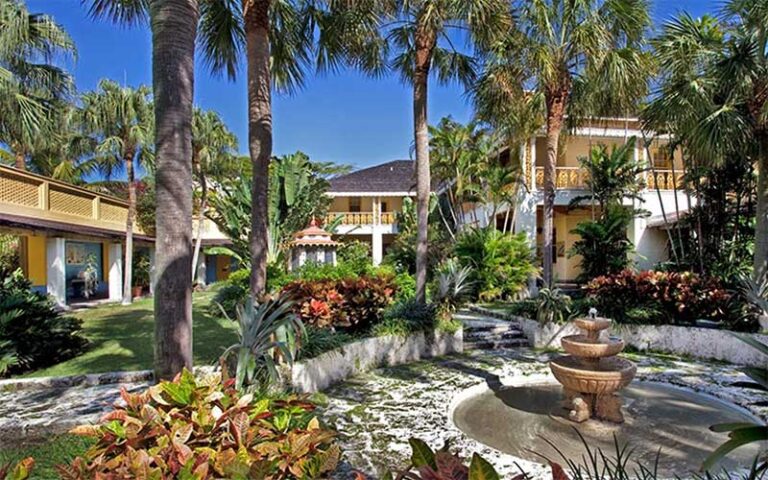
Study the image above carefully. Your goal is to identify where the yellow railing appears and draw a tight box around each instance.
[380,212,396,224]
[0,164,142,234]
[535,167,590,189]
[647,170,685,190]
[325,211,397,226]
[326,212,375,225]
[533,166,684,191]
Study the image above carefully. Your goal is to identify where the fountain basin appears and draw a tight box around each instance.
[561,335,625,358]
[573,317,611,333]
[550,356,636,395]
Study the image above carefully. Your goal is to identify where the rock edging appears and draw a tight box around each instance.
[290,329,463,393]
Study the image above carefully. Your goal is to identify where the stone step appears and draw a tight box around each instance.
[465,329,525,341]
[463,324,521,335]
[464,338,530,350]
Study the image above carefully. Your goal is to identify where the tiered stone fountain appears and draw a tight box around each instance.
[549,314,636,423]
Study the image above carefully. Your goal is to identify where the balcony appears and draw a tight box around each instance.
[533,167,684,191]
[0,164,143,235]
[325,211,396,226]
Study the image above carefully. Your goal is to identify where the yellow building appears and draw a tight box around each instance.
[0,164,233,307]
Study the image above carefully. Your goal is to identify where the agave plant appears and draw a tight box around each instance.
[220,294,305,392]
[433,259,473,311]
[738,272,768,332]
[703,333,768,472]
[536,288,573,325]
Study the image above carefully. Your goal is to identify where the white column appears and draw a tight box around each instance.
[108,243,123,302]
[149,247,156,295]
[373,196,381,225]
[514,193,539,296]
[195,252,207,286]
[46,237,66,307]
[529,137,537,191]
[372,230,383,266]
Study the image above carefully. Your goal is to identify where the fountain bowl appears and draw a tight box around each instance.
[550,356,636,395]
[561,335,625,358]
[573,317,612,333]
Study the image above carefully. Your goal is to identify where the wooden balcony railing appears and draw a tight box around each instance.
[0,164,142,234]
[325,211,397,226]
[534,166,684,190]
[535,167,590,189]
[647,170,685,190]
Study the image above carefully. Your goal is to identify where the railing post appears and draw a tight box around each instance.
[38,180,49,211]
[92,197,101,220]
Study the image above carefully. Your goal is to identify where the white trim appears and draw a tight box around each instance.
[326,191,416,197]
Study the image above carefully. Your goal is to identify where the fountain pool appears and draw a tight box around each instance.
[452,381,765,475]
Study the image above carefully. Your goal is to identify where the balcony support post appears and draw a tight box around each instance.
[372,229,383,266]
[514,192,538,296]
[45,237,67,307]
[529,137,537,191]
[108,243,123,302]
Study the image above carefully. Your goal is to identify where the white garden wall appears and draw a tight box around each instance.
[514,315,768,368]
[290,330,463,393]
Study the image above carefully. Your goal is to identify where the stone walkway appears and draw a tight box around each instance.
[0,379,150,446]
[322,348,768,479]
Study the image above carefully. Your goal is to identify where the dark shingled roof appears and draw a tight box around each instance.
[329,160,416,193]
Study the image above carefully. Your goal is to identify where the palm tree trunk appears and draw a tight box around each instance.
[191,172,207,283]
[413,30,433,304]
[122,153,136,305]
[543,87,568,287]
[244,0,271,299]
[755,135,768,280]
[150,0,197,380]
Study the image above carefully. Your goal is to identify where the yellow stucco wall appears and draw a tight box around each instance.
[216,255,231,281]
[26,235,47,286]
[536,209,593,282]
[534,135,684,170]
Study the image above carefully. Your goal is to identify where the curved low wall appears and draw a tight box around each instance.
[513,314,768,368]
[290,329,463,393]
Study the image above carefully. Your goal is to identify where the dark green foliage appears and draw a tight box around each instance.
[0,235,20,281]
[131,250,151,288]
[336,241,372,276]
[569,206,634,282]
[297,327,355,360]
[381,299,437,331]
[0,271,88,376]
[504,299,539,319]
[454,228,538,301]
[211,268,250,317]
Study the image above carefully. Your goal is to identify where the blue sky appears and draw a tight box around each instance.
[30,0,716,173]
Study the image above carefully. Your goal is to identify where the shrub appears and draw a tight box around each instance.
[374,299,438,337]
[210,268,250,317]
[584,270,734,327]
[0,235,20,281]
[0,271,88,376]
[455,228,538,301]
[536,287,573,325]
[505,299,539,319]
[569,205,634,282]
[337,240,373,276]
[298,327,355,360]
[61,370,339,479]
[282,275,396,332]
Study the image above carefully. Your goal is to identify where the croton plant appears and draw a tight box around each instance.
[57,370,339,479]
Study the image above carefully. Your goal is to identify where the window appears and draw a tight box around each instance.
[652,146,673,168]
[349,197,361,212]
[381,201,388,212]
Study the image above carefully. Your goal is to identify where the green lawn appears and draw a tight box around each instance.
[0,435,93,479]
[25,289,238,378]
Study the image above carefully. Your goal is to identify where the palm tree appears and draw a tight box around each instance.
[0,0,75,170]
[380,0,510,302]
[81,80,153,305]
[27,104,99,183]
[644,4,768,279]
[473,0,652,287]
[191,108,238,281]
